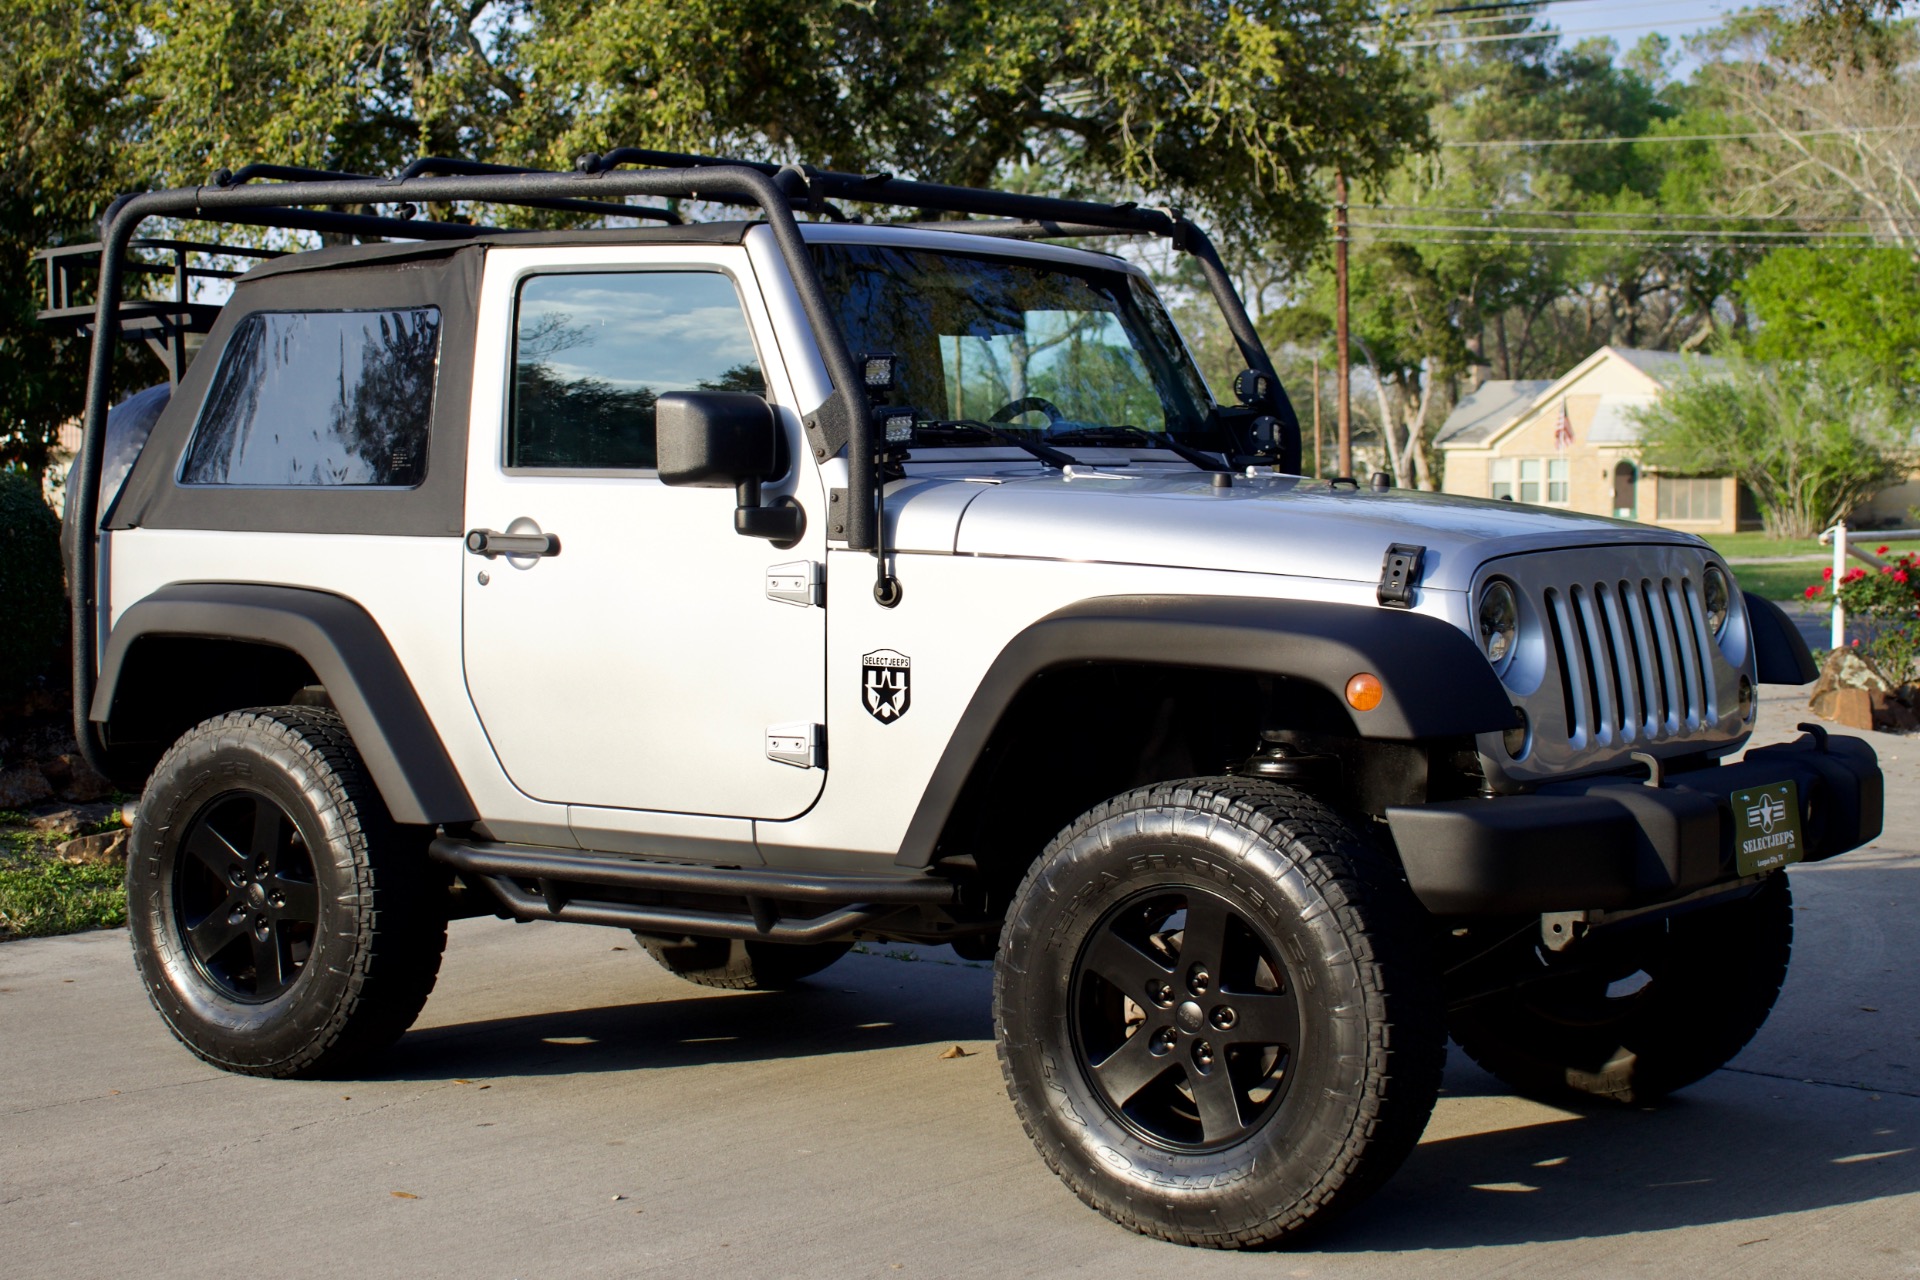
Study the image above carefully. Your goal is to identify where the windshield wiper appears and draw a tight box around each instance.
[917,419,1076,470]
[1041,425,1231,473]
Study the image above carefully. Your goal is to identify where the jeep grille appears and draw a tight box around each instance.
[1543,575,1717,750]
[1482,543,1750,786]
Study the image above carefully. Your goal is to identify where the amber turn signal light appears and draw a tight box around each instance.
[1345,672,1383,712]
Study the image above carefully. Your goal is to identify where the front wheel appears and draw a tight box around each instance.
[1449,872,1793,1105]
[127,708,447,1077]
[995,778,1445,1249]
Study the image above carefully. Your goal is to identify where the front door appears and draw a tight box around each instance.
[461,249,826,820]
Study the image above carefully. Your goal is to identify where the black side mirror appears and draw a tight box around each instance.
[656,392,805,546]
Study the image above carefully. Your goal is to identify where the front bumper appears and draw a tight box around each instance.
[1387,729,1883,916]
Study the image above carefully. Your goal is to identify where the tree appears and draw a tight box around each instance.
[2,0,1429,479]
[1632,353,1915,538]
[1741,246,1920,388]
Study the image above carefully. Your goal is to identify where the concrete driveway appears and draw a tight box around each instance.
[4,688,1918,1278]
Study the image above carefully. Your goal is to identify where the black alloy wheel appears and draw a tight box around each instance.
[996,778,1445,1249]
[174,791,321,1003]
[1073,888,1300,1151]
[129,707,447,1077]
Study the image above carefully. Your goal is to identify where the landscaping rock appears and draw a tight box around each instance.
[1827,686,1876,731]
[1810,649,1900,726]
[1871,688,1920,732]
[0,764,54,810]
[55,753,115,803]
[56,829,127,866]
[24,802,118,837]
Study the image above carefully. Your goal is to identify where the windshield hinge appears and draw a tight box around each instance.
[1378,543,1426,609]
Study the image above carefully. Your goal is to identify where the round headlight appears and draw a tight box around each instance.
[1478,580,1519,674]
[1703,564,1731,638]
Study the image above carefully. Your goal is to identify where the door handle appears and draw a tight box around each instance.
[465,528,561,558]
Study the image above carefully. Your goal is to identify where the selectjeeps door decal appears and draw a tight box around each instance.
[862,649,912,723]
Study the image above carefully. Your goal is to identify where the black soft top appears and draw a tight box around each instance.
[238,221,755,284]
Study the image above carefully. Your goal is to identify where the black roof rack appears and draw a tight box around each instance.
[56,151,1298,779]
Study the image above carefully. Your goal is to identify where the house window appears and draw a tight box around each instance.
[1490,458,1513,500]
[1518,458,1541,503]
[1547,458,1569,504]
[1657,476,1724,522]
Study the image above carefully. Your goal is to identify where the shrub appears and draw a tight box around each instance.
[0,468,64,696]
[1804,546,1920,681]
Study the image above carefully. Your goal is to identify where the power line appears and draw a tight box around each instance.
[1349,219,1881,238]
[1387,0,1741,33]
[1350,233,1898,248]
[1441,124,1920,146]
[1397,20,1721,47]
[1357,203,1895,223]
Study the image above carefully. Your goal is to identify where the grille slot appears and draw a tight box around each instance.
[1542,572,1716,748]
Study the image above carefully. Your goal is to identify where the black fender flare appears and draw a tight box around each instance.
[1744,590,1819,685]
[92,583,476,826]
[893,594,1513,867]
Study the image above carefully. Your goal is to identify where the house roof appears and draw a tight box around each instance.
[1434,379,1553,446]
[1588,393,1660,444]
[1609,346,1723,386]
[1437,346,1725,451]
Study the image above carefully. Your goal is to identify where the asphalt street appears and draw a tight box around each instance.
[4,687,1917,1278]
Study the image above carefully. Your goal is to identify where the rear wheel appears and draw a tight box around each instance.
[127,707,446,1077]
[996,778,1445,1248]
[635,933,851,990]
[1449,873,1793,1105]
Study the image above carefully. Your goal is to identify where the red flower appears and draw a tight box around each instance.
[1877,545,1890,555]
[1854,638,1862,646]
[1896,570,1908,583]
[1823,567,1834,580]
[1805,585,1821,599]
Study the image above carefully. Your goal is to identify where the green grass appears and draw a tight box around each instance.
[1704,532,1834,561]
[0,813,126,941]
[1729,561,1830,602]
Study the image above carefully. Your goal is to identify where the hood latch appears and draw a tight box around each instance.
[1378,543,1426,608]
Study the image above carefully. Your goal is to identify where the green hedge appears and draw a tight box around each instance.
[0,469,64,696]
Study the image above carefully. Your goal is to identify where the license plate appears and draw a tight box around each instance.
[1732,781,1805,876]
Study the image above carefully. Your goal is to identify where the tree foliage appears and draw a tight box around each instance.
[1633,353,1915,538]
[0,0,1428,478]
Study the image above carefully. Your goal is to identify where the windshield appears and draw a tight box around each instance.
[813,243,1227,451]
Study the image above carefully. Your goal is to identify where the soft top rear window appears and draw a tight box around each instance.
[180,308,441,487]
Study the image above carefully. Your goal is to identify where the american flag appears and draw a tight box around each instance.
[1553,400,1574,451]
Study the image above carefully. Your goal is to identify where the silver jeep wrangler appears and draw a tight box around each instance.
[50,152,1881,1248]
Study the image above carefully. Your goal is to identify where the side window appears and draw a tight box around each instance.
[181,309,439,486]
[509,271,766,470]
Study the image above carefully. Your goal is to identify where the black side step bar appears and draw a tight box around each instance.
[429,837,960,943]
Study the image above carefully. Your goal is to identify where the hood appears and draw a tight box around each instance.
[885,468,1704,593]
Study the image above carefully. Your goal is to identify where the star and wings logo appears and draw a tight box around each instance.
[862,649,911,723]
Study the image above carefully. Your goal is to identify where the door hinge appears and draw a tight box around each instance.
[766,722,826,769]
[766,560,824,608]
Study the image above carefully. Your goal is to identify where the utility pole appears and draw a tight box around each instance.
[1334,169,1352,479]
[1312,352,1322,478]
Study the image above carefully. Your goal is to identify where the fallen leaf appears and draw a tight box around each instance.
[1861,1006,1880,1013]
[391,1191,420,1200]
[938,1045,973,1059]
[108,1090,120,1096]
[611,1194,626,1201]
[477,1084,491,1090]
[341,1095,351,1101]
[610,946,627,951]
[453,1079,471,1085]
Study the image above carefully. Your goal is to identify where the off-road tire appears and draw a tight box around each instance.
[635,934,852,990]
[127,707,447,1077]
[995,778,1446,1249]
[1449,872,1793,1106]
